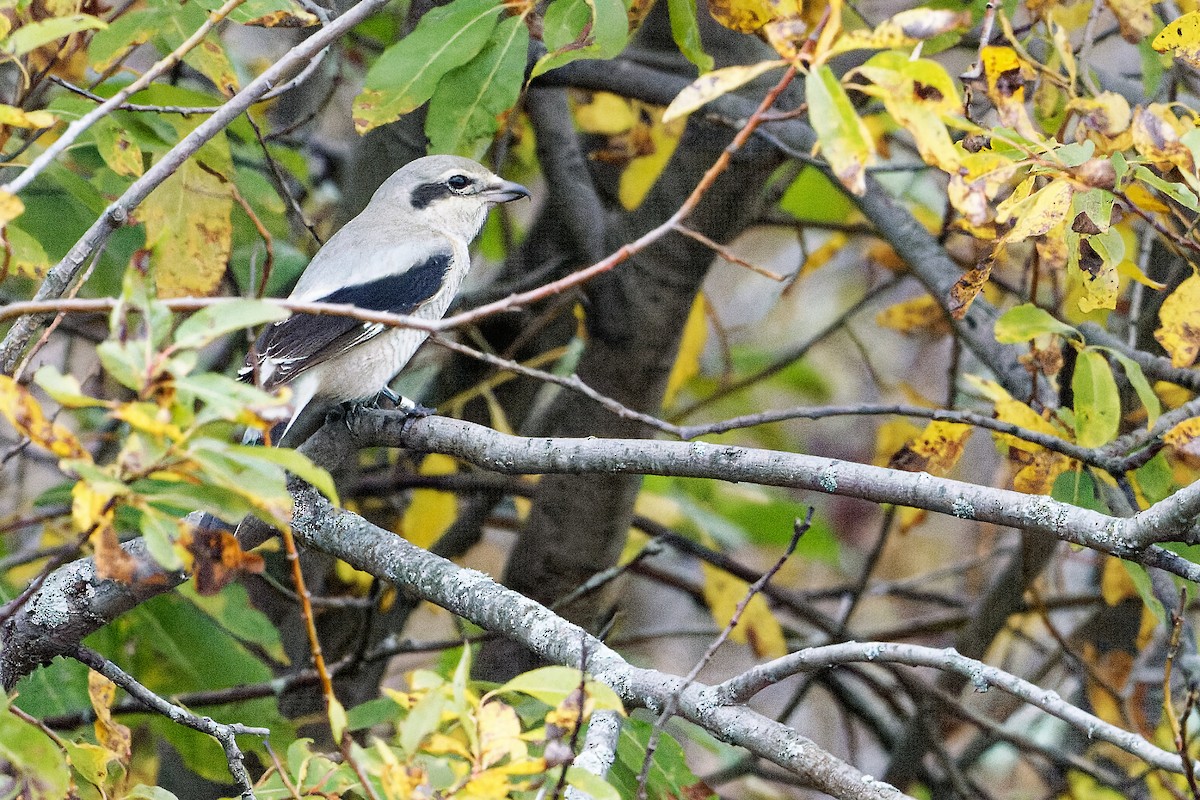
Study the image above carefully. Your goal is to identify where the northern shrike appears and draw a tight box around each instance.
[243,155,530,446]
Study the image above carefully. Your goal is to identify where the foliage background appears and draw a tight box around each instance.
[3,0,1200,796]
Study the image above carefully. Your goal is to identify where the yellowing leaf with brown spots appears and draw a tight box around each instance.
[1164,417,1200,451]
[618,108,685,210]
[87,671,132,763]
[888,420,973,476]
[139,155,233,298]
[1105,0,1153,42]
[700,561,787,658]
[875,294,951,336]
[400,453,459,549]
[980,46,1039,139]
[708,0,800,33]
[0,375,88,460]
[1154,11,1200,66]
[1154,273,1200,368]
[1000,179,1074,243]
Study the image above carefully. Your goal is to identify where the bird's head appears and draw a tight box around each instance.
[377,155,531,241]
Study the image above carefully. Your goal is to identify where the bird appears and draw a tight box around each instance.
[241,155,531,447]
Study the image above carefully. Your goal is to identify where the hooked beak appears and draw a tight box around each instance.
[482,179,531,204]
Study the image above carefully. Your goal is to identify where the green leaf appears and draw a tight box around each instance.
[806,64,874,195]
[97,340,147,391]
[565,766,621,800]
[1134,164,1198,211]
[610,719,704,800]
[1050,468,1107,512]
[346,696,403,731]
[124,787,182,800]
[138,504,185,571]
[531,0,629,77]
[493,666,625,712]
[1120,559,1166,623]
[0,695,72,800]
[426,15,529,158]
[173,299,289,350]
[1134,453,1175,505]
[993,303,1079,343]
[779,166,855,224]
[88,8,164,69]
[352,0,503,134]
[1051,140,1095,168]
[1072,349,1121,447]
[1105,349,1161,428]
[667,0,712,72]
[4,14,106,57]
[399,685,448,756]
[226,443,339,504]
[35,364,106,408]
[180,582,288,663]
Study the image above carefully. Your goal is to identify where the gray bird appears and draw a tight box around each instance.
[242,155,530,446]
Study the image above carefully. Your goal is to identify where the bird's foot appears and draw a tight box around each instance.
[395,394,436,417]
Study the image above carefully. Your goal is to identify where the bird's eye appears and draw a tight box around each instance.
[447,174,471,192]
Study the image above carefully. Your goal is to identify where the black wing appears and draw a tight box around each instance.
[243,252,451,389]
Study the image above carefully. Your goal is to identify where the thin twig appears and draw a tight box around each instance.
[70,644,267,797]
[3,0,248,197]
[636,512,811,799]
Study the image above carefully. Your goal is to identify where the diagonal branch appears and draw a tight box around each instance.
[0,0,392,374]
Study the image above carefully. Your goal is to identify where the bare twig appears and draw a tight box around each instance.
[70,644,268,796]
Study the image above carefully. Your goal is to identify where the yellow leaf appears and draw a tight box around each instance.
[138,133,233,297]
[1068,92,1131,147]
[0,374,88,459]
[400,453,459,549]
[999,179,1073,242]
[1011,448,1072,494]
[1154,380,1193,409]
[707,0,800,34]
[979,46,1040,139]
[617,107,685,210]
[699,562,787,658]
[1124,182,1170,213]
[947,151,1018,229]
[853,54,962,171]
[113,402,184,440]
[1154,274,1200,367]
[1164,417,1200,449]
[874,419,922,467]
[0,190,24,226]
[800,232,848,275]
[891,420,973,475]
[874,294,951,336]
[1132,104,1194,173]
[663,294,707,406]
[1154,11,1200,65]
[573,91,638,135]
[88,671,132,763]
[328,696,347,741]
[1105,0,1153,41]
[478,701,525,768]
[662,60,786,123]
[0,104,55,129]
